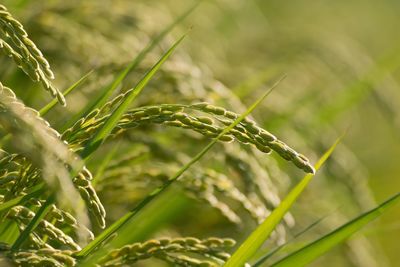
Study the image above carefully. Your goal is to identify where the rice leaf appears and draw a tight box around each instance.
[11,194,55,251]
[0,184,44,213]
[79,33,187,159]
[270,192,400,267]
[0,220,19,245]
[76,76,286,262]
[91,141,122,186]
[224,136,342,267]
[62,2,199,131]
[109,188,190,246]
[252,215,329,266]
[233,65,282,99]
[85,1,199,111]
[39,70,94,116]
[0,70,93,148]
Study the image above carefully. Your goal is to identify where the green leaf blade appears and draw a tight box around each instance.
[253,215,329,266]
[39,70,94,116]
[61,2,199,131]
[271,192,400,267]
[11,194,55,251]
[0,184,44,213]
[224,137,342,267]
[76,76,286,262]
[79,34,187,159]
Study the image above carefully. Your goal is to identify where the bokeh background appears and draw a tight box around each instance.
[1,0,399,266]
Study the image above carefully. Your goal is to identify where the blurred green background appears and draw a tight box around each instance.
[1,0,400,266]
[169,1,400,264]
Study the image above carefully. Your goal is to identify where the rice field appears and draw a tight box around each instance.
[0,1,399,266]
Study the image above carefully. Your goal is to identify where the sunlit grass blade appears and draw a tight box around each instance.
[0,220,19,244]
[91,141,122,186]
[111,188,190,244]
[85,1,199,111]
[61,2,199,131]
[11,194,55,251]
[270,192,400,267]
[39,70,94,116]
[233,65,282,99]
[76,76,286,262]
[79,34,187,159]
[0,70,93,147]
[224,136,342,267]
[253,215,329,266]
[0,184,44,213]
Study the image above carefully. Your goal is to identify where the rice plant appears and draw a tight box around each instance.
[0,1,399,266]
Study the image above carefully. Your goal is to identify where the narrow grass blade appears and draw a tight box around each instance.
[80,34,187,159]
[11,194,55,251]
[0,220,19,244]
[0,70,93,147]
[271,192,400,267]
[91,141,122,186]
[39,70,94,116]
[0,184,44,213]
[62,2,199,131]
[77,76,286,262]
[111,188,190,244]
[233,65,282,99]
[253,215,328,266]
[85,1,199,112]
[224,136,342,267]
[61,68,127,131]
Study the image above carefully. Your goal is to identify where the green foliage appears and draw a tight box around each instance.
[270,193,400,267]
[79,33,187,159]
[224,137,341,267]
[0,1,398,267]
